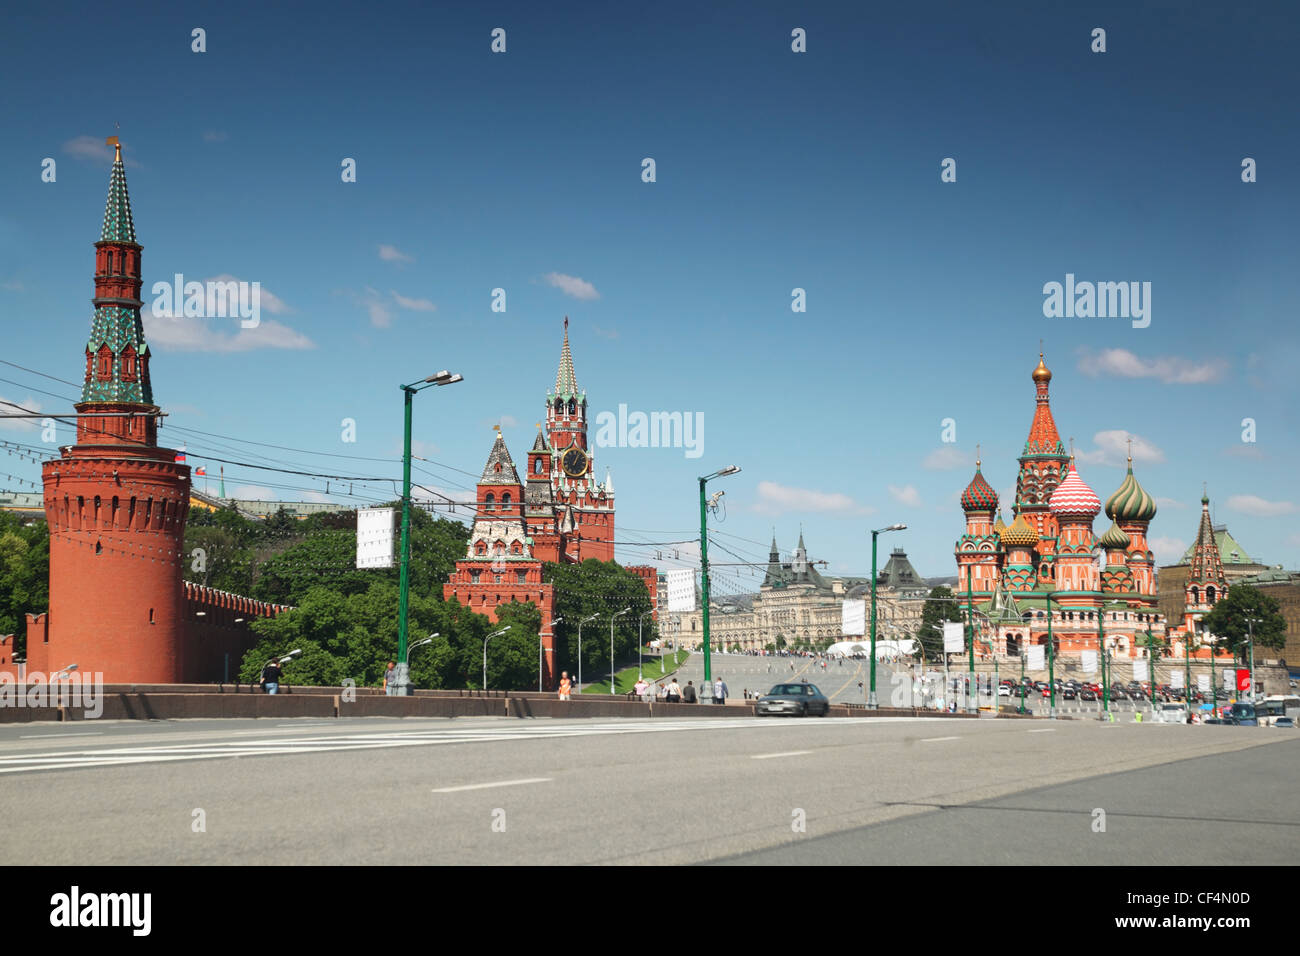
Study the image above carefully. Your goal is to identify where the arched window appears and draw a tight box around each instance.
[511,540,522,555]
[121,347,136,382]
[534,459,543,475]
[105,251,114,274]
[501,492,511,508]
[568,399,576,416]
[475,540,486,555]
[97,346,113,381]
[484,493,495,511]
[1190,587,1199,606]
[1206,586,1216,604]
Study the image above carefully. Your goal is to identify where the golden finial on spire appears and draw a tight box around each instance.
[106,135,121,162]
[1032,347,1052,384]
[1068,436,1075,462]
[1126,435,1134,464]
[975,442,981,468]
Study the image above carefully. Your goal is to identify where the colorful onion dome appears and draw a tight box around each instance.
[1104,460,1157,522]
[960,463,998,512]
[1049,462,1101,517]
[1097,520,1132,550]
[999,513,1039,548]
[1032,353,1052,384]
[993,513,1007,535]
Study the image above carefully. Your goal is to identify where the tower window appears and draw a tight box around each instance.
[485,493,495,511]
[97,346,113,381]
[95,540,103,555]
[568,399,576,416]
[105,251,114,274]
[501,492,511,508]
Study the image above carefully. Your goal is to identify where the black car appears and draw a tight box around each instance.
[1062,686,1077,700]
[1080,687,1097,701]
[757,682,831,717]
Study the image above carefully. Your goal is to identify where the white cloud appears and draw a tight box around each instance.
[753,480,872,516]
[0,394,41,433]
[1077,348,1226,385]
[63,135,139,166]
[591,325,619,340]
[922,446,968,470]
[143,314,315,352]
[1150,536,1187,566]
[1074,430,1165,468]
[230,484,276,500]
[202,130,228,143]
[391,290,436,312]
[379,244,413,263]
[1154,497,1187,510]
[888,484,923,508]
[1,280,23,292]
[204,274,292,315]
[1226,495,1296,518]
[543,272,600,301]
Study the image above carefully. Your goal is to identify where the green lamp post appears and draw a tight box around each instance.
[698,466,741,689]
[868,524,907,709]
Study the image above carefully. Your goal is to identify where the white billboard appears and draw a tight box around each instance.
[664,568,696,613]
[1172,670,1185,689]
[943,621,965,654]
[841,599,866,637]
[1027,645,1045,671]
[1198,674,1211,692]
[1133,659,1149,680]
[1080,650,1098,674]
[356,507,396,569]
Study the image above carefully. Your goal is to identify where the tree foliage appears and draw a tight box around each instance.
[0,513,48,651]
[1200,584,1287,658]
[919,586,964,660]
[545,559,655,680]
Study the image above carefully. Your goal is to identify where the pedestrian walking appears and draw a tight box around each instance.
[381,660,395,694]
[558,671,573,700]
[713,676,729,705]
[261,659,282,695]
[666,678,682,703]
[682,680,698,704]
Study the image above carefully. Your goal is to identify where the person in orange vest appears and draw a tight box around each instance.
[558,671,572,701]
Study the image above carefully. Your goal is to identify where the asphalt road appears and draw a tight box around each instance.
[0,713,1293,865]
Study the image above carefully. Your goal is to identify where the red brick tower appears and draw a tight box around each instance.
[546,319,614,562]
[1015,353,1070,587]
[37,141,191,682]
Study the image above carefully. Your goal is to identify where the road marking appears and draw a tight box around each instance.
[1027,728,1056,733]
[18,731,103,739]
[751,750,812,760]
[920,736,961,743]
[432,777,552,793]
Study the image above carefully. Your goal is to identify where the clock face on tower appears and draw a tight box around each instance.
[561,446,589,478]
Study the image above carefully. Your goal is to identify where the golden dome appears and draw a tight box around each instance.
[1032,352,1052,383]
[999,513,1039,548]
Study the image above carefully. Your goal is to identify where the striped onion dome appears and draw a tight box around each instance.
[1097,520,1132,550]
[1049,462,1101,518]
[1104,461,1157,522]
[960,464,998,512]
[999,513,1039,548]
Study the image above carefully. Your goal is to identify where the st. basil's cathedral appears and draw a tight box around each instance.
[955,354,1228,663]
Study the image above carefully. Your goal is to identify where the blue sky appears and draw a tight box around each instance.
[2,0,1298,593]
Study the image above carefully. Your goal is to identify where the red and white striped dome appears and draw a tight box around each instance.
[1049,463,1101,518]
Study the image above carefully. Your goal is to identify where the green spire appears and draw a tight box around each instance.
[100,142,136,243]
[552,317,580,398]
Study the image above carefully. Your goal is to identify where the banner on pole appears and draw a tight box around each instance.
[1224,669,1236,690]
[356,507,396,569]
[943,621,965,654]
[1197,674,1210,692]
[841,599,866,637]
[1172,670,1184,689]
[1133,659,1149,681]
[1027,645,1045,671]
[1080,650,1097,674]
[664,569,696,613]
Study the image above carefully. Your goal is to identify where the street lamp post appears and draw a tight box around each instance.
[482,625,511,691]
[638,611,653,678]
[577,613,598,690]
[868,523,906,709]
[965,572,977,714]
[1244,617,1261,702]
[542,618,563,692]
[699,465,741,689]
[395,370,462,696]
[611,607,631,694]
[1044,592,1061,719]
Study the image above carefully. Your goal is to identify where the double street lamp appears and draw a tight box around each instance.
[395,369,463,696]
[868,523,906,709]
[542,618,563,692]
[611,607,631,694]
[482,625,511,691]
[577,613,599,690]
[699,465,741,688]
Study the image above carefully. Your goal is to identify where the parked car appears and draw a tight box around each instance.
[1061,686,1077,700]
[1274,716,1295,729]
[997,684,1011,697]
[1080,687,1097,701]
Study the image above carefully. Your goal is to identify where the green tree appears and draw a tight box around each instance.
[0,514,49,652]
[545,559,654,679]
[1200,584,1287,659]
[919,586,964,660]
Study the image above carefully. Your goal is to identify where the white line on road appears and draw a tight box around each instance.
[1027,729,1056,734]
[751,750,812,760]
[431,777,552,793]
[18,732,103,739]
[920,736,961,743]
